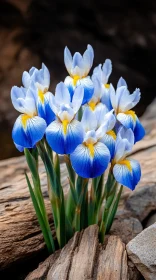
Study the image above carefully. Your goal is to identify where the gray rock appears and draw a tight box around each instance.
[126,223,156,280]
[110,212,143,244]
[126,184,156,221]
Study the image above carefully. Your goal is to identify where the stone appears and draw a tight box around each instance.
[126,184,156,222]
[126,223,156,280]
[110,211,143,244]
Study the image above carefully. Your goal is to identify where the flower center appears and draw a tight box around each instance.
[62,119,69,135]
[107,130,116,140]
[118,159,132,171]
[21,114,32,129]
[88,101,97,111]
[85,142,95,158]
[124,110,136,120]
[73,75,80,86]
[105,83,110,89]
[38,88,48,104]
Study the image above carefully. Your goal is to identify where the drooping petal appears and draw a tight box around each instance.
[37,92,55,125]
[64,47,73,75]
[117,77,127,88]
[134,116,145,142]
[12,115,46,148]
[78,77,94,104]
[70,142,110,178]
[127,158,141,187]
[55,82,71,105]
[46,119,84,154]
[14,143,24,152]
[117,112,135,130]
[113,162,133,190]
[72,85,84,113]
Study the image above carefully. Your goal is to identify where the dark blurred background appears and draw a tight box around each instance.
[0,0,156,160]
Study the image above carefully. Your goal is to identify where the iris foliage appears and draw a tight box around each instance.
[11,45,145,253]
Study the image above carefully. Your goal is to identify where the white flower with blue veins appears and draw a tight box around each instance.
[92,59,112,110]
[46,82,85,155]
[11,84,46,152]
[23,63,55,125]
[70,107,115,178]
[109,77,145,143]
[64,45,94,104]
[112,127,141,190]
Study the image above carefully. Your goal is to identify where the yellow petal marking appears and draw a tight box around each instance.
[73,75,80,86]
[124,110,136,121]
[38,89,44,104]
[118,159,132,171]
[88,101,96,111]
[21,114,31,129]
[62,119,69,135]
[105,83,110,89]
[85,143,94,158]
[107,130,116,140]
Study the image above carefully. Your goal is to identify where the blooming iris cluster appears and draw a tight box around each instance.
[11,45,145,191]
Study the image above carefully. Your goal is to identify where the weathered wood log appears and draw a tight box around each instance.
[26,225,128,280]
[0,103,156,270]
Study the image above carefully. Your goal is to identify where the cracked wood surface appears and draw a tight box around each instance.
[26,225,128,280]
[0,103,156,270]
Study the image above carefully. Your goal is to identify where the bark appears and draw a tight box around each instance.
[26,225,128,280]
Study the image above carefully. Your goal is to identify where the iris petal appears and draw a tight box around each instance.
[70,142,110,178]
[46,119,84,155]
[100,133,115,159]
[127,158,141,187]
[134,117,145,142]
[78,77,94,104]
[117,113,135,130]
[12,115,46,149]
[113,163,133,190]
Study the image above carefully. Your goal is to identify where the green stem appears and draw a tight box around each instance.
[106,185,123,233]
[99,178,117,243]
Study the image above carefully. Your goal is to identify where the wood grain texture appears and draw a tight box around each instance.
[27,225,128,280]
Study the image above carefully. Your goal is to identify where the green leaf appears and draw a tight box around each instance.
[24,148,39,180]
[106,185,123,233]
[25,173,55,253]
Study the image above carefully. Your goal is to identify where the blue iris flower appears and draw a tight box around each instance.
[92,59,112,110]
[11,85,46,152]
[112,127,141,190]
[46,82,84,154]
[70,107,114,178]
[64,45,94,105]
[23,63,55,125]
[109,77,145,142]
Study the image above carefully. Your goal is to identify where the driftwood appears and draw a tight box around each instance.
[26,225,128,280]
[0,101,156,271]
